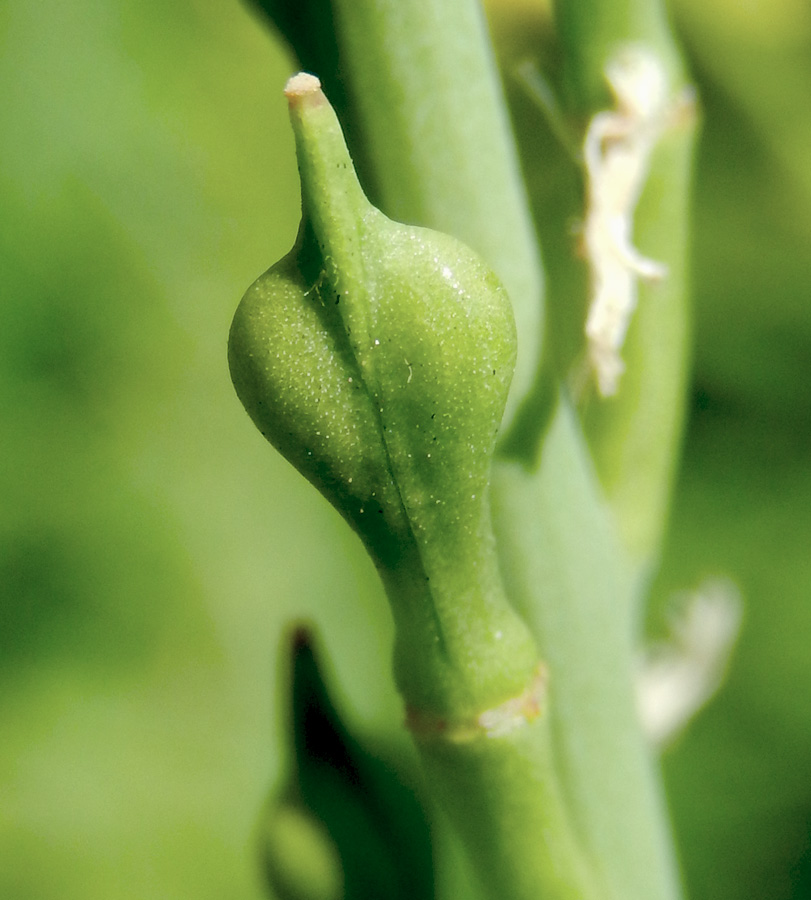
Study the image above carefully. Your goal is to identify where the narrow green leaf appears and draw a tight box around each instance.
[260,628,434,900]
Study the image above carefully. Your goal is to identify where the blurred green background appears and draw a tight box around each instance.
[1,1,810,898]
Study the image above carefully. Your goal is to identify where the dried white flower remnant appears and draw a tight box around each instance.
[583,46,672,396]
[637,579,742,747]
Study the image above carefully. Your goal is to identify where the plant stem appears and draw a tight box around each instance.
[279,75,601,898]
[256,1,692,898]
[492,398,683,900]
[320,1,688,896]
[553,0,698,573]
[554,0,684,111]
[414,710,600,900]
[326,0,545,429]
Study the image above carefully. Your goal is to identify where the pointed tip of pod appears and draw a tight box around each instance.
[285,72,324,105]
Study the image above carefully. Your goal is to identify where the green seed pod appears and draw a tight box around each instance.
[228,74,537,721]
[231,75,600,900]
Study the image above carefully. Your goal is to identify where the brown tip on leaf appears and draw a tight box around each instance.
[284,72,324,106]
[290,624,314,652]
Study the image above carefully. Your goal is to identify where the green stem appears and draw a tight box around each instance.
[327,0,545,428]
[282,75,543,723]
[415,712,600,900]
[381,545,600,900]
[554,0,685,111]
[319,2,687,894]
[492,399,683,900]
[279,59,601,900]
[258,2,690,898]
[552,0,698,572]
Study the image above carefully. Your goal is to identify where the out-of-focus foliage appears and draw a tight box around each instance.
[2,0,811,898]
[0,3,399,899]
[657,2,811,896]
[261,630,433,900]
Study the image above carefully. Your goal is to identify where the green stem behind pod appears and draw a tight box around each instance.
[550,0,697,574]
[229,74,597,900]
[493,398,682,900]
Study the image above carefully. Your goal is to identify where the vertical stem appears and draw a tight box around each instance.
[492,400,683,900]
[554,0,685,111]
[328,0,545,428]
[330,0,685,889]
[553,0,698,572]
[258,1,692,898]
[274,72,601,899]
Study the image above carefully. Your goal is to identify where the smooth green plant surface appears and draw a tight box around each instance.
[237,1,692,898]
[229,79,534,721]
[230,73,597,900]
[3,0,811,899]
